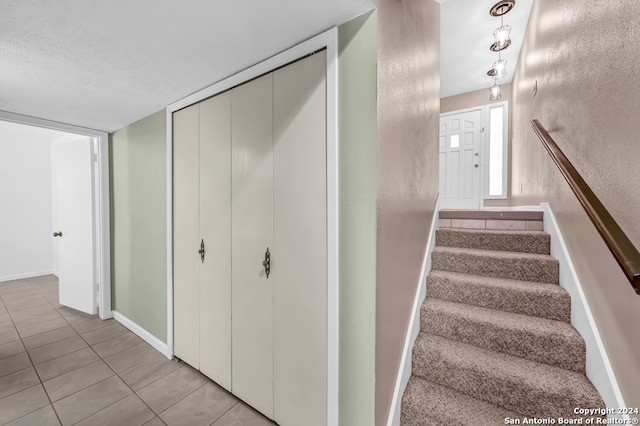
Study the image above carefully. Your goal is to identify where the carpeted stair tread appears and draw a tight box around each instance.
[401,376,521,426]
[412,333,605,419]
[427,270,571,322]
[436,228,550,254]
[420,298,585,372]
[431,246,559,284]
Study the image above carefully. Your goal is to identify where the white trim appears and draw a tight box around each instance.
[0,270,55,283]
[113,311,172,359]
[166,28,339,426]
[0,110,112,320]
[325,28,339,426]
[387,196,441,426]
[166,108,174,359]
[541,202,628,420]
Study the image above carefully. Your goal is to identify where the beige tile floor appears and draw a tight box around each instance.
[0,275,276,426]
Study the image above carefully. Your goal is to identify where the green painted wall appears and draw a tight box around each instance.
[110,109,167,342]
[338,10,377,426]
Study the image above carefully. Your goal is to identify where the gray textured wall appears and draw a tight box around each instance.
[376,0,440,424]
[510,0,640,408]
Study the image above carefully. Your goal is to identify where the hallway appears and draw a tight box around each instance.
[0,276,275,426]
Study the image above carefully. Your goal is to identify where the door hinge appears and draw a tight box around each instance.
[198,239,205,263]
[93,153,98,162]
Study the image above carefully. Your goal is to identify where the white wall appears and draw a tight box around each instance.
[0,121,65,281]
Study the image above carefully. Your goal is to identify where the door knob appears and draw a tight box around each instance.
[198,239,205,263]
[53,232,62,237]
[262,247,270,278]
[474,164,479,168]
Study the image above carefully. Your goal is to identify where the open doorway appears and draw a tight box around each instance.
[0,111,111,319]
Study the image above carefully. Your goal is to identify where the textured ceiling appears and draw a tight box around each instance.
[440,0,533,98]
[0,0,374,132]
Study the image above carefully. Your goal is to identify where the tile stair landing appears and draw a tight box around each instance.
[401,210,605,425]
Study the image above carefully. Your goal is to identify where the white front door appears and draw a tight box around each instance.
[439,109,483,209]
[52,138,96,315]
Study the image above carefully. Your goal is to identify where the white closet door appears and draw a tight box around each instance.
[173,104,201,369]
[199,92,232,390]
[273,51,327,426]
[231,73,274,418]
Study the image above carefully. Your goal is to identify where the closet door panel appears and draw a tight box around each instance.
[273,51,327,425]
[173,104,201,368]
[199,93,232,390]
[231,73,274,418]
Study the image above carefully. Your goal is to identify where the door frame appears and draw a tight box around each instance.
[166,28,339,425]
[0,110,112,320]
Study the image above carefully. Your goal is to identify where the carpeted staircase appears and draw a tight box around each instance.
[401,211,605,425]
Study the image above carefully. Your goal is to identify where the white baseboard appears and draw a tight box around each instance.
[541,203,628,420]
[0,270,55,283]
[387,197,441,426]
[113,311,172,360]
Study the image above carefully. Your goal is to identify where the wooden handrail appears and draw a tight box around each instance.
[531,119,640,294]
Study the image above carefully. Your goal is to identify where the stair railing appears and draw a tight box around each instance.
[530,119,640,294]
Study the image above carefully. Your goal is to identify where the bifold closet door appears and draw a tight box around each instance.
[173,103,201,369]
[231,73,274,418]
[199,93,232,390]
[273,51,327,425]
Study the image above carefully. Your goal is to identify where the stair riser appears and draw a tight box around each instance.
[436,229,550,254]
[431,250,559,284]
[412,340,603,419]
[420,304,585,372]
[427,274,571,322]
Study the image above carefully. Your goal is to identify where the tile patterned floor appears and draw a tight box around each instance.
[0,276,276,426]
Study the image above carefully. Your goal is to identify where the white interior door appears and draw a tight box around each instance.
[231,73,274,419]
[273,51,327,426]
[439,109,482,209]
[52,138,95,314]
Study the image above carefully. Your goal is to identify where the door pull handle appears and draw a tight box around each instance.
[53,232,62,237]
[198,239,205,263]
[262,247,270,278]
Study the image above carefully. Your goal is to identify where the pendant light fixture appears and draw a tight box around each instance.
[491,24,512,51]
[491,56,508,79]
[489,78,502,101]
[487,0,515,101]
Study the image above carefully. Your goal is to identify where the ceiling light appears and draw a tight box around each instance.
[486,59,508,79]
[489,81,502,101]
[491,25,512,51]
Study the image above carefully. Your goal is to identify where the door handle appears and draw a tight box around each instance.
[53,232,62,237]
[474,164,479,168]
[198,239,205,263]
[262,247,270,278]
